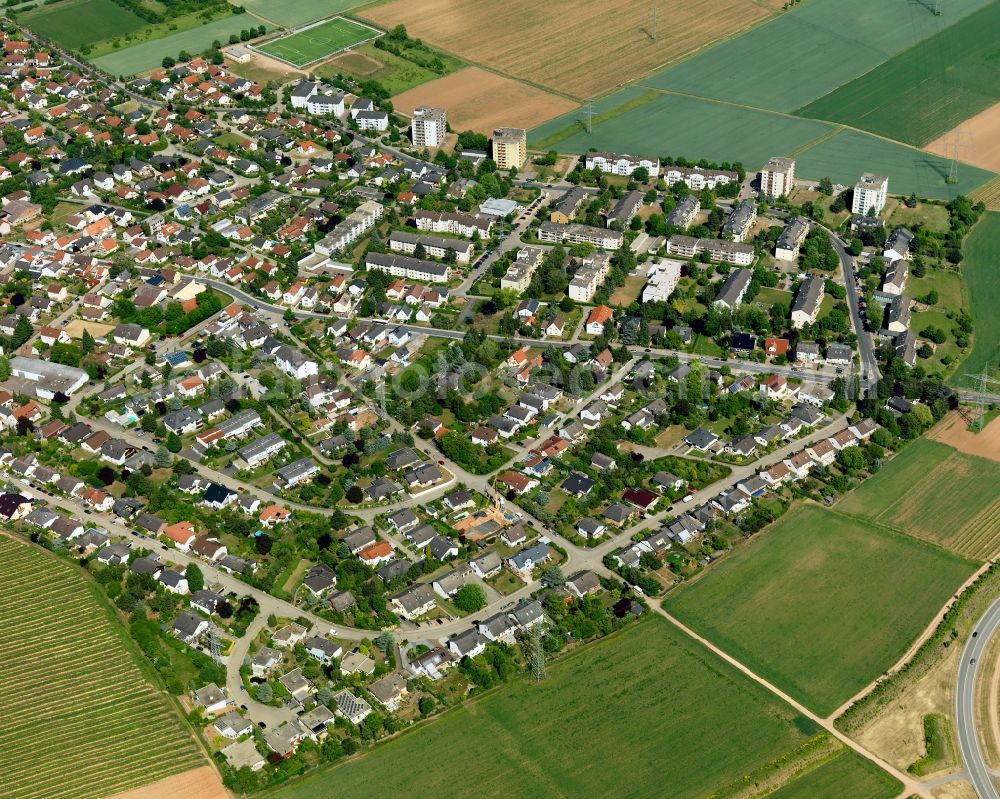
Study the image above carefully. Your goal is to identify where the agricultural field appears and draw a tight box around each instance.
[931,102,1000,174]
[641,0,995,112]
[837,439,1000,560]
[318,41,463,95]
[796,3,1000,147]
[263,617,865,799]
[19,0,147,51]
[0,535,204,799]
[236,0,360,28]
[664,504,976,716]
[950,211,1000,381]
[257,17,380,68]
[767,750,901,799]
[361,0,784,99]
[92,15,272,75]
[391,67,578,134]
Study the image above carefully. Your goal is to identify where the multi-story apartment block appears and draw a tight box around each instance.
[723,199,757,242]
[790,275,824,328]
[760,157,795,198]
[851,173,889,216]
[662,165,738,191]
[388,231,474,263]
[585,152,660,178]
[667,235,754,266]
[568,252,612,303]
[492,128,527,170]
[411,106,446,148]
[537,222,623,250]
[501,246,544,292]
[414,209,493,238]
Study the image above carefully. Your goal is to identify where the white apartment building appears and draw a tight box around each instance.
[305,92,345,116]
[585,152,660,178]
[366,252,451,284]
[501,246,544,292]
[666,235,754,266]
[641,258,684,303]
[568,252,612,303]
[851,173,889,216]
[315,200,383,255]
[537,222,623,250]
[411,106,446,148]
[760,157,795,198]
[662,165,737,191]
[414,209,493,238]
[492,128,527,170]
[775,216,809,261]
[790,275,824,328]
[387,231,473,263]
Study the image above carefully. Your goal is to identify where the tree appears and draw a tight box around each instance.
[12,314,33,349]
[346,485,364,504]
[185,563,204,593]
[255,534,273,555]
[418,695,436,715]
[154,446,172,468]
[375,631,395,652]
[0,355,9,382]
[254,682,272,702]
[165,432,182,453]
[818,176,833,196]
[452,583,487,613]
[541,566,565,587]
[81,329,96,353]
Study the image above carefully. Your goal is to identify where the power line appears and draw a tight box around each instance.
[649,5,658,41]
[584,100,594,134]
[963,364,999,432]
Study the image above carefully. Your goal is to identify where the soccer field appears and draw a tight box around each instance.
[258,18,380,68]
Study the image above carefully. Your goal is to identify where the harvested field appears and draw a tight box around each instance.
[929,411,1000,464]
[929,102,1000,175]
[392,68,577,134]
[362,0,782,99]
[104,767,228,799]
[63,319,114,340]
[326,49,383,78]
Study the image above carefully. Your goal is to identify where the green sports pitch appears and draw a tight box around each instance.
[257,17,379,67]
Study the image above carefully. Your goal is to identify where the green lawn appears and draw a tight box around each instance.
[92,16,272,76]
[237,0,361,27]
[265,617,837,799]
[20,0,147,51]
[837,439,1000,560]
[912,307,964,374]
[258,17,379,68]
[318,41,464,96]
[0,535,203,799]
[887,199,952,234]
[796,2,1000,146]
[664,504,976,716]
[768,750,901,799]
[951,211,1000,382]
[640,0,995,112]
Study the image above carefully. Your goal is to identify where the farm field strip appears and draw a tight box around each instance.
[796,1,1000,146]
[0,536,203,799]
[836,439,1000,558]
[92,16,274,76]
[767,748,902,799]
[663,504,977,716]
[950,211,1000,381]
[18,0,147,51]
[263,617,874,799]
[236,0,362,28]
[639,0,996,112]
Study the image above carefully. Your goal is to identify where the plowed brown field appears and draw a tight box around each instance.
[362,0,781,98]
[393,67,577,133]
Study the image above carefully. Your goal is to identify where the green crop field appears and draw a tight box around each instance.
[258,18,380,68]
[797,3,1000,146]
[20,0,147,51]
[529,93,992,200]
[952,211,1000,382]
[92,16,272,76]
[640,0,995,112]
[664,504,976,716]
[237,0,360,27]
[767,750,901,799]
[837,439,1000,559]
[792,128,993,199]
[0,535,203,799]
[263,617,859,799]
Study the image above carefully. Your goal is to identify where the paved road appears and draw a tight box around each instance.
[828,229,881,397]
[956,598,1000,799]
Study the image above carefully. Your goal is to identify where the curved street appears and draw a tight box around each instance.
[956,598,1000,799]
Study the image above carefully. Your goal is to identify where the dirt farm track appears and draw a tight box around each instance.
[103,767,229,799]
[929,411,1000,464]
[392,67,577,133]
[361,0,783,98]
